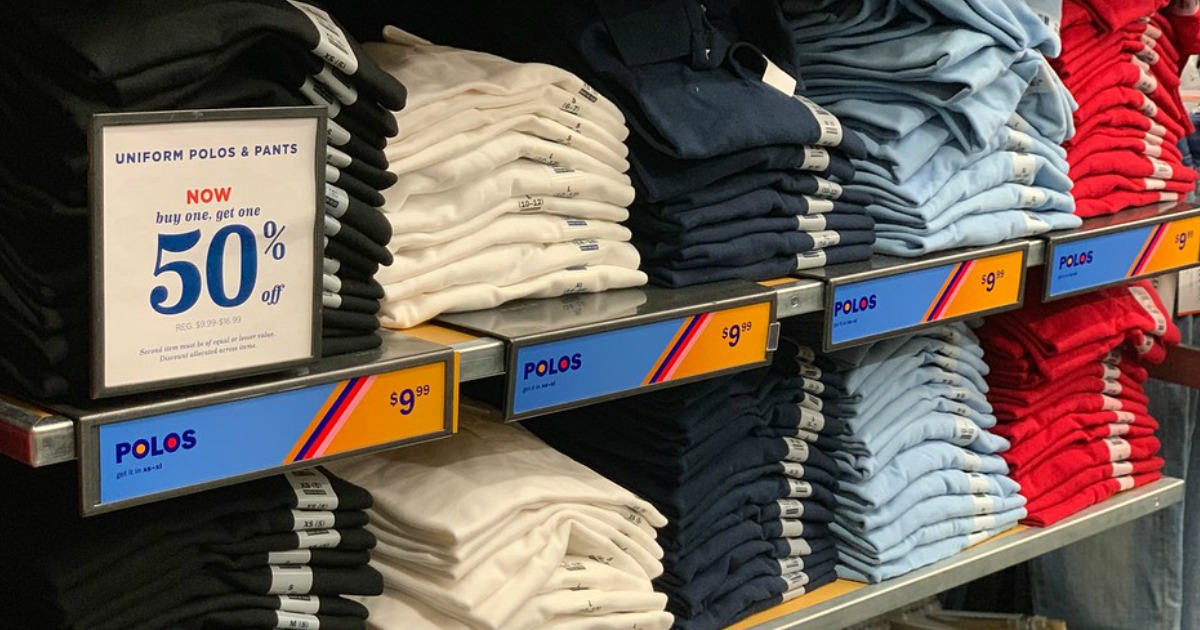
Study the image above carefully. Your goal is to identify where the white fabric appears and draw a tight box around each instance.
[386,104,629,163]
[366,26,626,132]
[381,216,632,276]
[383,160,635,230]
[380,265,647,327]
[382,239,640,301]
[385,132,630,203]
[386,114,629,173]
[388,197,629,248]
[359,589,673,630]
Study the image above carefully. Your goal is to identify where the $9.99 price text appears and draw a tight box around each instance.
[390,385,433,416]
[722,321,754,348]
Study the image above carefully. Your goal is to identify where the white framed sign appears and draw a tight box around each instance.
[90,107,325,397]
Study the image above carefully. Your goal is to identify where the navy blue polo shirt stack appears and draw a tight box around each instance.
[785,323,1025,583]
[323,0,876,288]
[0,0,408,398]
[0,461,383,630]
[783,0,1082,257]
[524,346,844,630]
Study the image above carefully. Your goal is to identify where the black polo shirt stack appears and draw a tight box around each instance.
[0,462,382,630]
[0,0,408,398]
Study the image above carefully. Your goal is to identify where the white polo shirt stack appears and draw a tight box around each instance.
[364,27,646,328]
[327,411,673,630]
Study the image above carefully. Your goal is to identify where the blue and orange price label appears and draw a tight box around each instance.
[93,356,457,509]
[509,301,774,418]
[828,248,1026,349]
[1046,216,1200,299]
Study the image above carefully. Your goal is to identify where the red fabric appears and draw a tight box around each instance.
[1005,415,1159,475]
[1011,434,1160,486]
[1158,4,1200,56]
[1057,27,1159,75]
[1068,129,1184,163]
[1070,107,1181,147]
[1072,172,1198,198]
[987,358,1149,391]
[1023,459,1165,517]
[1077,190,1183,216]
[1063,0,1168,33]
[1069,150,1191,180]
[988,371,1148,409]
[1023,471,1162,526]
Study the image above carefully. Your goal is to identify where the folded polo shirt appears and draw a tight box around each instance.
[837,440,1010,511]
[1023,457,1165,515]
[1068,128,1184,163]
[385,121,630,175]
[875,209,1081,258]
[837,523,1020,583]
[647,246,874,288]
[655,171,867,213]
[1077,190,1182,217]
[383,215,631,277]
[1024,472,1162,527]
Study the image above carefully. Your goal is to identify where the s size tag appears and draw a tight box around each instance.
[1102,395,1124,411]
[278,595,322,615]
[948,386,971,402]
[269,549,314,566]
[288,470,340,510]
[325,145,352,169]
[813,178,843,199]
[794,95,845,147]
[324,183,350,217]
[1108,423,1131,437]
[776,499,806,518]
[1129,286,1169,335]
[779,519,806,538]
[1103,380,1123,396]
[800,377,825,396]
[287,1,359,75]
[295,529,342,549]
[973,514,997,531]
[1142,94,1160,117]
[1102,363,1121,381]
[798,363,823,380]
[1149,157,1174,179]
[1012,153,1038,184]
[269,566,315,594]
[779,556,809,574]
[796,250,828,270]
[276,611,321,630]
[1118,476,1137,491]
[799,392,824,412]
[784,437,811,462]
[966,473,991,494]
[299,77,342,117]
[1135,71,1159,93]
[314,66,359,106]
[1115,410,1136,423]
[326,120,352,146]
[972,494,997,515]
[781,462,807,479]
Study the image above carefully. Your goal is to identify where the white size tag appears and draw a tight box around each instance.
[761,56,798,96]
[298,76,342,118]
[323,258,340,274]
[813,177,843,199]
[776,499,806,519]
[295,529,342,549]
[1144,140,1163,157]
[810,230,841,249]
[781,462,807,479]
[800,147,831,172]
[278,595,322,615]
[1118,476,1136,491]
[1178,268,1200,315]
[783,571,812,590]
[1018,186,1047,208]
[1113,461,1135,477]
[324,184,349,217]
[287,470,339,510]
[287,1,359,75]
[1129,285,1169,335]
[800,377,825,396]
[951,418,980,446]
[1151,273,1179,316]
[796,250,828,270]
[326,120,351,146]
[314,66,359,106]
[967,473,991,495]
[292,510,336,531]
[1150,121,1168,136]
[1109,423,1131,437]
[1102,395,1124,411]
[1012,153,1038,184]
[1102,363,1121,381]
[788,538,813,556]
[799,407,826,433]
[948,386,971,402]
[796,215,828,232]
[1150,157,1175,179]
[780,519,806,538]
[788,479,814,498]
[269,549,314,566]
[322,273,341,294]
[1103,380,1123,396]
[962,450,984,471]
[795,345,816,363]
[269,566,315,595]
[1116,410,1136,423]
[1005,129,1035,152]
[973,515,997,531]
[276,611,321,630]
[779,556,809,574]
[972,494,997,515]
[1138,46,1161,64]
[806,197,835,213]
[798,363,823,380]
[800,392,824,412]
[794,95,845,146]
[1106,437,1133,462]
[784,437,811,462]
[1145,178,1167,191]
[1007,113,1036,134]
[325,145,352,169]
[325,164,340,184]
[1142,94,1160,117]
[323,216,341,237]
[1025,211,1050,233]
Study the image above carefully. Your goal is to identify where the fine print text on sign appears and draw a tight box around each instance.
[94,109,322,396]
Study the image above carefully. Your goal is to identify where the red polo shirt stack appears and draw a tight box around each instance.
[975,279,1180,526]
[1054,0,1200,217]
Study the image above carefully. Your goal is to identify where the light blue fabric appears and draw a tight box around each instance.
[910,0,1058,54]
[787,0,939,49]
[871,183,1075,234]
[837,521,1023,582]
[834,495,1027,555]
[843,384,998,455]
[841,333,988,394]
[836,469,1021,519]
[800,28,1016,86]
[837,441,1010,509]
[836,412,1011,480]
[874,208,1082,257]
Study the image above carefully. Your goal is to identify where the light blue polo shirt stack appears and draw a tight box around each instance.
[785,322,1025,583]
[783,0,1083,257]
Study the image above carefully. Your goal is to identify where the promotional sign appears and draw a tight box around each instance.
[1045,215,1200,300]
[826,247,1027,349]
[91,108,325,397]
[509,301,774,418]
[89,356,456,512]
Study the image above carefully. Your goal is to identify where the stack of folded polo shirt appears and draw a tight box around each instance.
[333,0,874,287]
[785,323,1025,583]
[327,415,672,630]
[1053,0,1200,217]
[363,27,646,328]
[784,0,1083,257]
[1,465,381,630]
[525,351,841,630]
[977,280,1180,526]
[0,0,407,398]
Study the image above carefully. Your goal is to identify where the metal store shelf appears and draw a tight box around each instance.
[731,478,1184,630]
